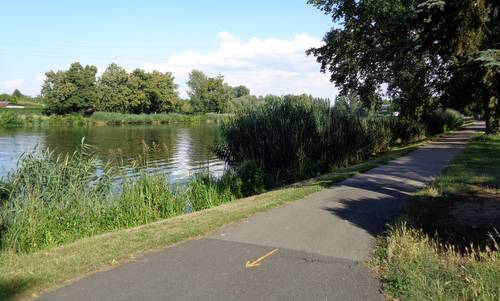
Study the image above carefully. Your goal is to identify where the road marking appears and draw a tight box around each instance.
[245,248,279,268]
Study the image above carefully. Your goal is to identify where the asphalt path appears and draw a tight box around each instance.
[38,121,483,301]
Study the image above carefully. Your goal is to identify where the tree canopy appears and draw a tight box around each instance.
[42,62,98,114]
[42,63,180,115]
[308,0,499,133]
[187,70,233,113]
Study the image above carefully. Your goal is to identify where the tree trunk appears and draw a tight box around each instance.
[484,95,500,134]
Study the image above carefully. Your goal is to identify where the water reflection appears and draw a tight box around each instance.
[0,124,225,182]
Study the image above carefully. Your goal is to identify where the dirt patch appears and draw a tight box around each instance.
[433,191,500,248]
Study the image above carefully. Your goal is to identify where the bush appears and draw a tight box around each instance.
[390,117,426,144]
[0,111,23,127]
[425,109,464,135]
[236,160,266,197]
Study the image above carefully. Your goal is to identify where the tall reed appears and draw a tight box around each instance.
[217,95,462,188]
[0,143,235,253]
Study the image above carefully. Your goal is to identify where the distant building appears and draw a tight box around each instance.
[0,101,25,109]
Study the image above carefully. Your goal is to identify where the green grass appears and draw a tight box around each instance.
[371,134,500,301]
[0,145,242,253]
[0,142,419,301]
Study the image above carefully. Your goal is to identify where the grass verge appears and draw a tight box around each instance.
[0,143,419,301]
[371,134,500,301]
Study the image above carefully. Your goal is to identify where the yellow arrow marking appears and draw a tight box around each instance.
[245,248,279,268]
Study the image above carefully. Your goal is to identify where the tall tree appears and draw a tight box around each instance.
[42,62,97,114]
[307,0,423,116]
[147,70,180,113]
[187,70,209,112]
[187,70,232,113]
[97,64,131,113]
[308,0,500,133]
[232,85,250,98]
[418,0,500,133]
[11,89,23,103]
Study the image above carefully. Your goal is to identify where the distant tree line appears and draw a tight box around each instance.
[0,89,39,104]
[40,62,273,115]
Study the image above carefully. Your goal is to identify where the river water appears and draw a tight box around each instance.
[0,124,225,182]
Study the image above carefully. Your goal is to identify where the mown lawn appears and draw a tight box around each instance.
[372,134,500,301]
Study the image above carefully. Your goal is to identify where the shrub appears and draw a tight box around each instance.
[425,109,464,135]
[0,111,23,127]
[236,160,266,197]
[391,118,426,144]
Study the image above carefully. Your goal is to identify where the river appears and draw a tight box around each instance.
[0,124,225,182]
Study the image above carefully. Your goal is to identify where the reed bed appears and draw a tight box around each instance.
[0,143,235,253]
[0,111,231,128]
[217,95,463,187]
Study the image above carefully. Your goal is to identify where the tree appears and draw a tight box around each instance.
[418,0,500,133]
[97,64,179,114]
[307,0,423,116]
[186,70,232,113]
[11,89,23,103]
[97,64,132,113]
[42,62,98,114]
[147,70,179,113]
[204,76,233,113]
[187,70,209,112]
[308,0,500,133]
[232,85,250,98]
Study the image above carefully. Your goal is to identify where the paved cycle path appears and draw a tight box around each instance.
[39,122,483,301]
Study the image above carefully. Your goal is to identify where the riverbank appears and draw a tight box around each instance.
[0,142,422,301]
[0,109,231,127]
[371,134,500,300]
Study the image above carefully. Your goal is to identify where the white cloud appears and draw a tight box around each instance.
[143,31,337,99]
[35,74,46,84]
[0,79,24,93]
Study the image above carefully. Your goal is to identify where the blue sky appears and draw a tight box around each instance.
[0,0,336,98]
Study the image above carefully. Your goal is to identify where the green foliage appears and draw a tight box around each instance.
[232,85,250,98]
[42,62,98,114]
[0,143,237,253]
[217,95,425,187]
[186,173,234,211]
[187,70,233,113]
[372,135,500,301]
[0,112,23,127]
[235,160,266,197]
[229,94,267,112]
[308,0,499,132]
[424,109,464,135]
[448,50,500,134]
[96,63,132,113]
[97,64,180,114]
[390,117,426,144]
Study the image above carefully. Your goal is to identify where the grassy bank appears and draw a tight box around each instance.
[371,135,500,301]
[0,110,231,127]
[0,142,420,301]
